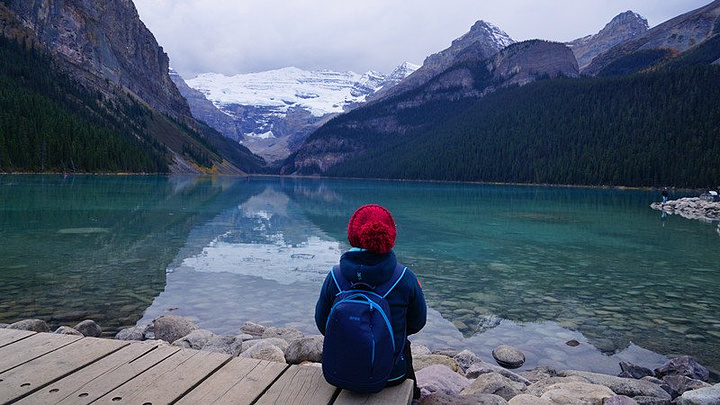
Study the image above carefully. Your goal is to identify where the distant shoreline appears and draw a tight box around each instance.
[2,171,712,196]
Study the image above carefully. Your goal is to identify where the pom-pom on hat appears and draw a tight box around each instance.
[347,204,397,254]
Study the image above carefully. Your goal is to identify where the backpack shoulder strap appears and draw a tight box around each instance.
[376,264,407,298]
[330,265,351,293]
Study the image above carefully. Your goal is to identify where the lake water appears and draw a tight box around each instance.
[1,175,718,376]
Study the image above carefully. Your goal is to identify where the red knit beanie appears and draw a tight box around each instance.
[347,204,397,254]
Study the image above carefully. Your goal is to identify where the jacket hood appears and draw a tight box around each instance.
[339,249,397,287]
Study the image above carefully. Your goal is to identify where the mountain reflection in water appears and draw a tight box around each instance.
[141,178,719,375]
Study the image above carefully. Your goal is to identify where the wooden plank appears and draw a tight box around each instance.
[0,329,35,348]
[334,380,414,405]
[94,348,231,404]
[177,357,288,405]
[255,364,338,405]
[0,336,128,404]
[16,341,170,405]
[0,333,80,374]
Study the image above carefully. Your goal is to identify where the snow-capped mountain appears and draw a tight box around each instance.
[183,63,418,163]
[375,21,514,101]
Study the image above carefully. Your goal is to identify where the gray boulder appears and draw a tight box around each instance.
[655,356,710,382]
[54,326,83,336]
[415,354,461,373]
[261,326,304,343]
[528,376,591,397]
[153,315,198,344]
[74,320,102,337]
[518,366,558,383]
[678,383,720,405]
[241,338,289,354]
[412,343,432,357]
[172,329,215,350]
[642,376,665,385]
[539,381,615,404]
[661,375,711,399]
[508,394,552,405]
[285,335,323,364]
[202,334,243,356]
[7,319,49,332]
[559,370,671,400]
[454,349,481,372]
[604,395,640,404]
[632,396,672,405]
[462,372,526,401]
[239,321,266,337]
[115,324,150,341]
[619,361,654,379]
[239,340,286,363]
[416,364,472,397]
[492,345,525,369]
[466,361,531,385]
[421,392,508,405]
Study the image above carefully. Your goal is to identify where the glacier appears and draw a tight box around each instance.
[186,65,418,118]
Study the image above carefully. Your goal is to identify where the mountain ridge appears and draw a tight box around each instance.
[282,1,720,188]
[283,39,579,175]
[584,0,720,75]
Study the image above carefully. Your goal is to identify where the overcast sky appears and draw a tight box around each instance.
[133,0,712,79]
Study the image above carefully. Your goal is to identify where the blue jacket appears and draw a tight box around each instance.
[315,249,427,381]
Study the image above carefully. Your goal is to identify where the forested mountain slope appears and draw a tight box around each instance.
[326,65,720,188]
[0,1,266,174]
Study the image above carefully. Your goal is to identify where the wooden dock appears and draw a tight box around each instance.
[0,329,413,405]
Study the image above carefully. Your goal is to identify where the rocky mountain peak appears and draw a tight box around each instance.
[2,0,192,123]
[453,20,515,51]
[387,62,422,81]
[376,20,515,100]
[584,0,720,76]
[608,11,649,29]
[568,10,649,71]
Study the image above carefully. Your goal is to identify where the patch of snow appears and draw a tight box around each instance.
[486,21,515,48]
[245,131,275,139]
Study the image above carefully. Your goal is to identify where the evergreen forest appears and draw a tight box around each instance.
[0,35,169,173]
[0,35,267,174]
[325,65,720,188]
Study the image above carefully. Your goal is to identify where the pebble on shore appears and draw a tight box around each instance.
[5,316,720,404]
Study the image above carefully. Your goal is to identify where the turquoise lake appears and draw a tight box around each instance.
[1,175,718,375]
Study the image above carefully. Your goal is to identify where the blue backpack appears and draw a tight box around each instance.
[322,264,407,393]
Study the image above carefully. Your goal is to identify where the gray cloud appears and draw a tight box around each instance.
[133,0,712,78]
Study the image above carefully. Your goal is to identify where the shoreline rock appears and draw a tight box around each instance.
[650,198,720,222]
[3,317,719,404]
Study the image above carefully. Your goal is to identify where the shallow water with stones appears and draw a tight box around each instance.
[1,175,718,375]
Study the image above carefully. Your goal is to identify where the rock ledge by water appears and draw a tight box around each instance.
[651,198,720,222]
